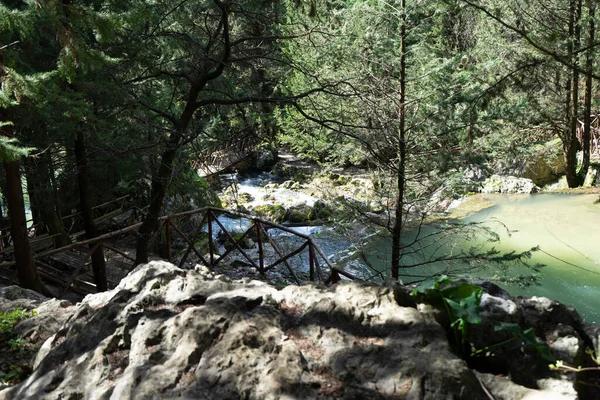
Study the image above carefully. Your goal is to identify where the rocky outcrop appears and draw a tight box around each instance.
[521,139,567,186]
[1,262,598,400]
[482,174,540,194]
[491,139,566,186]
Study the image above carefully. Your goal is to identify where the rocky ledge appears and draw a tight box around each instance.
[2,261,600,400]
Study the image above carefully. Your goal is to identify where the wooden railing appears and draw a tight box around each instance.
[0,207,357,298]
[0,195,132,252]
[576,116,600,155]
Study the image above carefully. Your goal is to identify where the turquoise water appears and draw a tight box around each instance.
[466,194,600,324]
[359,193,600,323]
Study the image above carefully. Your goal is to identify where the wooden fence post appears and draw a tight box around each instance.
[257,222,264,273]
[309,243,315,281]
[165,218,172,262]
[207,211,214,268]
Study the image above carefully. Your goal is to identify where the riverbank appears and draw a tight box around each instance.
[212,151,600,323]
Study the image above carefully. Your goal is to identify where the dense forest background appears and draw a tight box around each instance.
[1,0,599,293]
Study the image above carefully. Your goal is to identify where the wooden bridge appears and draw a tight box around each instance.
[191,133,262,178]
[0,207,355,298]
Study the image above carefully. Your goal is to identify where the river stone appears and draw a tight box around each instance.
[286,203,313,222]
[252,147,278,169]
[250,204,287,223]
[482,175,540,194]
[237,192,255,204]
[0,261,488,400]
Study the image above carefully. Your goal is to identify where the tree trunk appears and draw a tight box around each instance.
[578,0,595,183]
[135,135,181,264]
[24,163,41,231]
[391,0,407,281]
[74,129,107,292]
[135,87,204,265]
[134,2,231,264]
[565,0,582,188]
[0,110,50,295]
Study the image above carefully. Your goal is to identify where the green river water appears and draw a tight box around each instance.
[355,193,600,323]
[465,193,600,324]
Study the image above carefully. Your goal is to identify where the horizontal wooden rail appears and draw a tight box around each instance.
[1,206,354,297]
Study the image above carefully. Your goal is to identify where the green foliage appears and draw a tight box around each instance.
[0,309,35,334]
[0,365,26,387]
[413,276,555,362]
[0,309,36,386]
[0,135,35,162]
[494,322,554,361]
[412,275,483,355]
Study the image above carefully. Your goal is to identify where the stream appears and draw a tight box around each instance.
[222,173,600,323]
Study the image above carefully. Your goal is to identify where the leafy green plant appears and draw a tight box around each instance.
[413,277,555,363]
[0,309,35,334]
[412,275,483,356]
[472,322,554,361]
[8,338,26,353]
[0,365,24,386]
[0,309,37,386]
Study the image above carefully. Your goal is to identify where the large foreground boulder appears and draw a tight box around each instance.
[1,262,487,400]
[1,263,597,399]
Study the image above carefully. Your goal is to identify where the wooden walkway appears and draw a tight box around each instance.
[0,196,133,253]
[0,207,352,298]
[191,134,261,177]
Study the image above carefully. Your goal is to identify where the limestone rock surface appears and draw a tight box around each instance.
[1,262,599,400]
[0,262,487,400]
[482,175,540,194]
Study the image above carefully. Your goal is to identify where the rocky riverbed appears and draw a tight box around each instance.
[2,261,600,399]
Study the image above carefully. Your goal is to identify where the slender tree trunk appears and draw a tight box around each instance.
[24,163,41,231]
[391,0,407,280]
[578,0,595,183]
[135,134,181,264]
[135,82,209,265]
[565,0,582,188]
[0,110,50,295]
[25,155,70,247]
[74,129,107,292]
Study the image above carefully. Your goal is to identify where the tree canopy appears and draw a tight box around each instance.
[1,0,599,290]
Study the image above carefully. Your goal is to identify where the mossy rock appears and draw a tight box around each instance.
[333,175,352,186]
[251,204,287,223]
[286,204,312,223]
[221,232,255,251]
[237,192,255,204]
[522,138,566,185]
[193,233,220,255]
[281,180,301,190]
[309,200,334,221]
